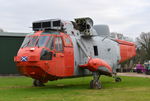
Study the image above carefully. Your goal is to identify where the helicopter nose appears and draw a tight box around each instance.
[14,47,43,62]
[14,47,56,80]
[14,55,48,79]
[14,55,39,62]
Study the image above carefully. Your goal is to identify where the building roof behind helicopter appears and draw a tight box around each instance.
[0,31,27,37]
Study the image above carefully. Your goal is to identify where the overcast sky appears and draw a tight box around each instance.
[0,0,150,38]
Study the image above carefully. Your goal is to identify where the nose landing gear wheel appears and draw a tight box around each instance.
[33,80,45,87]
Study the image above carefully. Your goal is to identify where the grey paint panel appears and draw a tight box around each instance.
[60,17,121,75]
[93,25,110,37]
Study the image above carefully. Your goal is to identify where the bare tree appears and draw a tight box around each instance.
[136,32,150,63]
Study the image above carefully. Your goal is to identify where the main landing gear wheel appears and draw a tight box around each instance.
[90,72,102,89]
[115,77,122,82]
[33,80,45,87]
[90,80,102,89]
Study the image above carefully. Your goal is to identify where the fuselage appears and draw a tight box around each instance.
[14,18,136,82]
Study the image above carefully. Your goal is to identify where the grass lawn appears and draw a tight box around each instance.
[0,76,150,101]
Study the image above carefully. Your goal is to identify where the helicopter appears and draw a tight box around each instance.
[14,17,136,89]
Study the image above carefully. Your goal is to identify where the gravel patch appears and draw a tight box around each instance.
[118,72,150,78]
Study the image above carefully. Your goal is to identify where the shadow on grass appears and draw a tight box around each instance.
[22,83,89,91]
[2,76,138,92]
[16,80,117,93]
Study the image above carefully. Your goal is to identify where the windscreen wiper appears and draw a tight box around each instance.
[21,41,30,48]
[35,38,40,48]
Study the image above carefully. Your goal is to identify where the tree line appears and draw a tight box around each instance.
[120,32,150,71]
[135,32,150,63]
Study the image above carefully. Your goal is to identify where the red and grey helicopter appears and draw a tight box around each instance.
[14,17,136,89]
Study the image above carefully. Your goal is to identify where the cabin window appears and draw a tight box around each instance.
[55,37,63,52]
[93,46,98,56]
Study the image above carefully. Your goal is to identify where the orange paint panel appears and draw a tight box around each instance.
[14,31,74,81]
[64,47,74,76]
[118,41,136,63]
[79,58,112,73]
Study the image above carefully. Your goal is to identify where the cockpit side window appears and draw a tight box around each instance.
[55,37,63,52]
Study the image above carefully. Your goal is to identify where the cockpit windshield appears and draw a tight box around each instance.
[21,36,54,50]
[28,36,38,47]
[35,36,49,47]
[21,36,32,48]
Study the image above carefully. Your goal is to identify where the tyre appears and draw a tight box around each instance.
[90,80,102,89]
[115,77,122,82]
[33,80,45,87]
